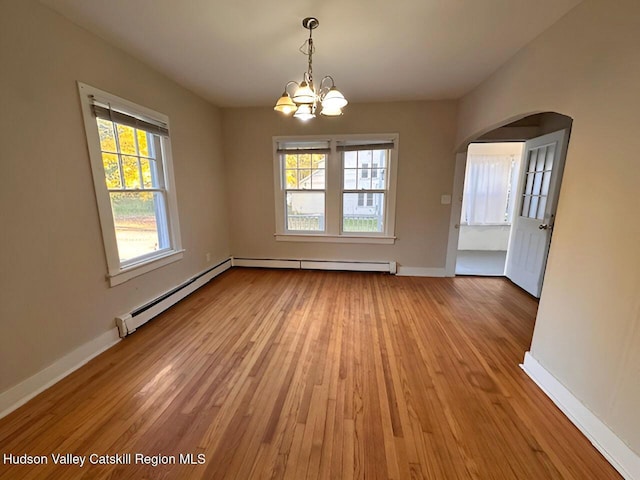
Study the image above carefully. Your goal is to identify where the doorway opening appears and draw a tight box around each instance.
[455,142,524,276]
[447,112,573,298]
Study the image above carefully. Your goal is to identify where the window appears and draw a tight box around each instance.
[356,193,375,207]
[520,144,554,220]
[461,152,520,225]
[280,141,328,232]
[78,83,183,286]
[342,146,389,233]
[273,135,398,244]
[359,162,378,179]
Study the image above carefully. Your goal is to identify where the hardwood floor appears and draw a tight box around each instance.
[0,269,620,479]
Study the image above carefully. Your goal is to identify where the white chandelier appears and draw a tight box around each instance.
[273,17,348,121]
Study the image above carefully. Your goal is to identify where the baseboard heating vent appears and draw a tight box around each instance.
[115,258,231,337]
[231,257,397,274]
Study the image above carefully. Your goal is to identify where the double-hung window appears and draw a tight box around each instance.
[273,134,398,244]
[340,142,392,233]
[279,141,329,232]
[78,83,183,286]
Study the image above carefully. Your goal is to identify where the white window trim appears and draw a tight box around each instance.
[282,147,328,234]
[78,82,183,286]
[273,133,399,244]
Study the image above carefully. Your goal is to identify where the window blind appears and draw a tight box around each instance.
[336,142,395,152]
[276,140,331,155]
[276,147,331,155]
[91,104,169,136]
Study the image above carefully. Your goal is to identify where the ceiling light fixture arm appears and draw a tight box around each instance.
[283,80,300,97]
[318,75,336,99]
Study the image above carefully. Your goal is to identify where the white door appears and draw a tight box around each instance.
[505,130,569,297]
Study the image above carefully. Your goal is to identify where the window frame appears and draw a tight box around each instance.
[78,82,183,286]
[340,146,390,235]
[273,134,398,244]
[281,146,329,234]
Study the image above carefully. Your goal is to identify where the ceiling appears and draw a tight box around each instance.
[41,0,582,107]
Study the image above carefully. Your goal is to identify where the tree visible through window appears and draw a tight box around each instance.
[283,150,326,232]
[78,82,182,285]
[97,119,170,262]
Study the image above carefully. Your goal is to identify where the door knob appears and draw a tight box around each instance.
[538,224,552,230]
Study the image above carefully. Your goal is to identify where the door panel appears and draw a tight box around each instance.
[505,130,569,297]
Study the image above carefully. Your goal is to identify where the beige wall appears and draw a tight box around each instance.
[222,102,457,269]
[0,1,230,392]
[457,0,640,454]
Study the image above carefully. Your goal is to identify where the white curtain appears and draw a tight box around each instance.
[461,155,513,225]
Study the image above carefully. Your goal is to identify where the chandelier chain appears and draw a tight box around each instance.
[299,28,315,85]
[307,37,313,83]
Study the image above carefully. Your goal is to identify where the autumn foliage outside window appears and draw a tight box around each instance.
[97,119,171,263]
[78,83,182,285]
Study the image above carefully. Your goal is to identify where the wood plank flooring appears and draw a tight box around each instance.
[0,269,621,479]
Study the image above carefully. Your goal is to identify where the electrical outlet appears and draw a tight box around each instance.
[205,252,211,262]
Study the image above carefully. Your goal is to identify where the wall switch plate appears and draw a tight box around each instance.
[441,194,452,205]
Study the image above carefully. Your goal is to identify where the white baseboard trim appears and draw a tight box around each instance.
[396,266,446,277]
[232,257,395,273]
[521,352,639,480]
[0,328,121,420]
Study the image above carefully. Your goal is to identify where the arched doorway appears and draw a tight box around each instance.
[445,112,573,297]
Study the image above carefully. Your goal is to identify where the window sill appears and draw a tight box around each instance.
[275,234,396,245]
[108,249,185,287]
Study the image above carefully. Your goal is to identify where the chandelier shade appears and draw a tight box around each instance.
[293,104,315,121]
[273,17,348,121]
[274,92,298,114]
[321,87,348,109]
[292,80,315,104]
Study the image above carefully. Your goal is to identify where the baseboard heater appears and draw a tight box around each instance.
[115,258,232,337]
[231,257,397,274]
